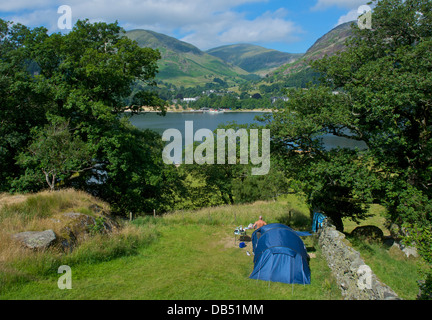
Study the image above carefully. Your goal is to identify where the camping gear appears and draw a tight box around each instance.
[312,212,326,232]
[295,231,312,237]
[250,223,311,285]
[234,226,245,235]
[234,226,246,245]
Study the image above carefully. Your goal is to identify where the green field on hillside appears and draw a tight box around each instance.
[0,191,419,300]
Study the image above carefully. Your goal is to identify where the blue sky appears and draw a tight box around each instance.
[0,0,371,53]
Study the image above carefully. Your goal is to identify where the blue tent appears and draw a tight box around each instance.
[312,212,326,232]
[249,223,311,285]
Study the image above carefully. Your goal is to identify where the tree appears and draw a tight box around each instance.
[232,158,290,204]
[312,0,432,234]
[17,121,91,190]
[1,18,170,215]
[268,0,432,296]
[267,87,378,230]
[251,93,262,99]
[0,20,52,191]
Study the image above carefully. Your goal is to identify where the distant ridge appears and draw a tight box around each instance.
[126,29,202,55]
[124,22,355,87]
[270,22,355,80]
[206,43,303,75]
[125,29,248,87]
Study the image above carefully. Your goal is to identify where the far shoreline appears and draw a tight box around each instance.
[124,107,273,113]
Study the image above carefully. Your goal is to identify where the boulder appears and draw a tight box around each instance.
[13,229,56,250]
[400,244,418,258]
[351,225,384,242]
[58,212,119,251]
[389,242,419,259]
[357,264,373,290]
[12,212,119,252]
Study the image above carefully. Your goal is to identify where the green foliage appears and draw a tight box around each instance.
[88,216,106,235]
[267,85,376,230]
[16,120,91,190]
[0,18,174,215]
[177,122,290,208]
[403,222,432,299]
[268,0,432,296]
[232,162,290,204]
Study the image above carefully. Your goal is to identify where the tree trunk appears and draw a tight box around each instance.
[43,170,55,190]
[228,192,234,205]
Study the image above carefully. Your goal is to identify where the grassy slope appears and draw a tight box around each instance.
[1,223,340,300]
[206,44,303,75]
[125,30,248,87]
[269,22,353,81]
[343,205,419,300]
[0,194,341,300]
[0,191,419,300]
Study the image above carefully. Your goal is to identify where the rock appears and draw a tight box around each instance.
[389,242,419,259]
[58,212,96,250]
[351,225,384,242]
[13,229,56,250]
[319,220,401,300]
[400,245,418,258]
[389,242,406,259]
[58,212,119,251]
[357,265,373,290]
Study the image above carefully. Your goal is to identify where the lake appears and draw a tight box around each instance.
[128,111,264,135]
[127,111,367,151]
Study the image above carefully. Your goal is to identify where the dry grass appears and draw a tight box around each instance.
[0,189,110,264]
[0,193,27,210]
[160,194,311,232]
[0,189,160,293]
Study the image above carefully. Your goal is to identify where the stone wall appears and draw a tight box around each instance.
[317,221,400,300]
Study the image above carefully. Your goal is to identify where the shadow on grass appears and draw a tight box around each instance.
[276,209,311,231]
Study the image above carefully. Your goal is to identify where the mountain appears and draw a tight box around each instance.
[125,29,248,87]
[270,22,355,81]
[206,44,303,76]
[125,22,354,88]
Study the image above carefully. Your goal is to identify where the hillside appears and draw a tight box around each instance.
[1,190,419,300]
[270,22,355,82]
[206,43,303,76]
[125,29,249,87]
[0,190,342,300]
[124,23,354,88]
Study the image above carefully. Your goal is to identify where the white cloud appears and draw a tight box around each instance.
[336,8,360,26]
[311,0,374,29]
[312,0,370,11]
[180,8,302,50]
[0,1,53,12]
[0,0,302,50]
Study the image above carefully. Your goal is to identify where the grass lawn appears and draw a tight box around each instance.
[343,204,420,300]
[1,192,419,300]
[1,219,341,300]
